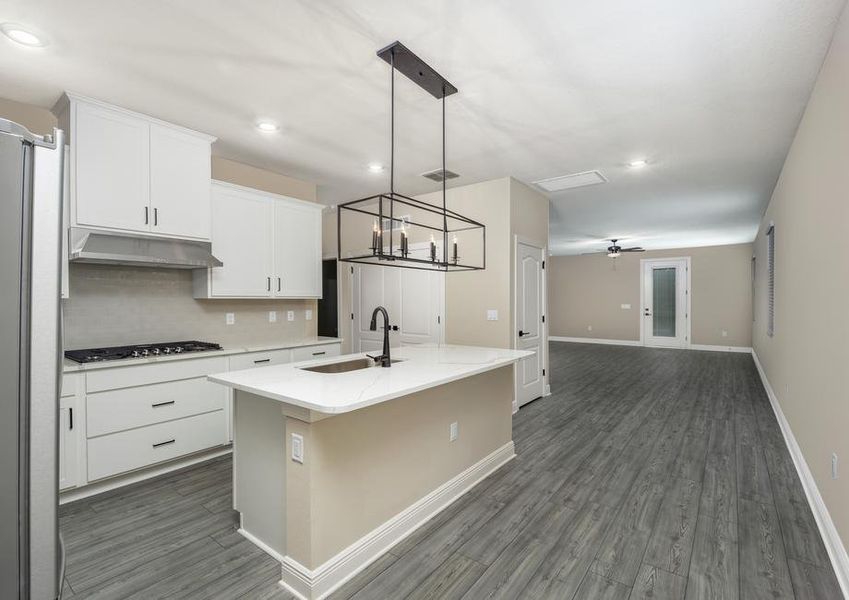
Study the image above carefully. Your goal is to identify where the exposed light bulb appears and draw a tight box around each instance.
[628,159,648,169]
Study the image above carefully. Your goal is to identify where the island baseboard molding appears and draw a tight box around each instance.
[268,440,515,600]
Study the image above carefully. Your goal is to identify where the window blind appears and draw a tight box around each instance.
[767,225,775,337]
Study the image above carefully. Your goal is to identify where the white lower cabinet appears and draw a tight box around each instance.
[291,343,341,362]
[59,396,78,491]
[61,341,342,495]
[87,411,225,481]
[60,373,83,491]
[87,377,226,437]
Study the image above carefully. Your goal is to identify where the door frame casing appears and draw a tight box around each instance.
[639,256,691,348]
[513,235,548,413]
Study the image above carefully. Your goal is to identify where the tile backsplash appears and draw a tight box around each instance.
[63,264,318,349]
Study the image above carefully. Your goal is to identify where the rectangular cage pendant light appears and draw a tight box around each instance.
[337,41,485,272]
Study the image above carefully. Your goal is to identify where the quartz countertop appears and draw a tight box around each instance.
[62,337,343,372]
[207,344,532,415]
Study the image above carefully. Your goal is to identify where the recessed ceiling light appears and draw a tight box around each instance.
[368,163,385,173]
[256,121,279,133]
[628,159,648,169]
[1,23,47,47]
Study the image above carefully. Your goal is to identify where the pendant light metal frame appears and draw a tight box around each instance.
[337,41,485,272]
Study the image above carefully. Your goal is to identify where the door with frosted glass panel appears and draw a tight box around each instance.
[642,259,689,348]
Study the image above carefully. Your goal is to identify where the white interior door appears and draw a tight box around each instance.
[398,269,443,346]
[642,258,689,348]
[515,241,545,407]
[352,264,443,353]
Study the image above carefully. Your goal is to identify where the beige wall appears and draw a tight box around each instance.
[752,5,849,548]
[549,243,754,347]
[441,178,513,348]
[211,157,316,203]
[0,97,56,134]
[286,366,513,568]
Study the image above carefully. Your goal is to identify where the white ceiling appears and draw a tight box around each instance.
[1,0,844,254]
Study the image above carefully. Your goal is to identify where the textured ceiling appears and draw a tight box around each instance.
[0,0,844,254]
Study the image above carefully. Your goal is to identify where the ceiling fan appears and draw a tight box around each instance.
[583,239,645,258]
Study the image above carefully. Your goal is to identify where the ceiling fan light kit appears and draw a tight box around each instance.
[584,239,645,258]
[337,41,485,272]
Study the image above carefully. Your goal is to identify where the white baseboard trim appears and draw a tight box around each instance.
[689,344,753,353]
[266,441,515,600]
[549,336,641,346]
[751,350,849,598]
[543,384,551,397]
[59,446,232,504]
[549,337,753,355]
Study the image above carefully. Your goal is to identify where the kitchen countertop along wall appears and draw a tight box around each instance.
[63,263,319,349]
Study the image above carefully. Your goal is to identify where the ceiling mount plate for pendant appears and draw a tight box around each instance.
[377,41,458,99]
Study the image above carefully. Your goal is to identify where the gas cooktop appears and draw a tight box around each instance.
[65,341,222,363]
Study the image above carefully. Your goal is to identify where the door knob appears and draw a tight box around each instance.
[391,325,399,331]
[518,330,526,337]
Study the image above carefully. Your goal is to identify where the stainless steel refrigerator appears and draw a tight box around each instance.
[0,118,65,599]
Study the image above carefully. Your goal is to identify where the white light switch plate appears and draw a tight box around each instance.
[449,422,459,442]
[269,311,277,323]
[291,433,304,464]
[305,309,313,321]
[486,310,498,321]
[287,310,295,322]
[225,313,235,325]
[621,304,631,309]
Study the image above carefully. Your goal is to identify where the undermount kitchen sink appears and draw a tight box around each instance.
[300,357,404,374]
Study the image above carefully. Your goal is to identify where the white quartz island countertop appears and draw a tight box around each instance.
[208,344,532,414]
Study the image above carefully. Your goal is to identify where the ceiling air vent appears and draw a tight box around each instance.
[421,168,460,182]
[533,170,607,192]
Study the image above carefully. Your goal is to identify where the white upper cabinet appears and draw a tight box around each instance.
[74,101,150,232]
[207,183,274,297]
[53,93,215,241]
[194,181,322,299]
[273,200,321,297]
[149,124,212,239]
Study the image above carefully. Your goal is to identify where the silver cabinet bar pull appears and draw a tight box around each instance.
[152,400,175,408]
[267,277,271,291]
[69,407,74,430]
[312,351,326,356]
[152,439,175,448]
[153,207,158,226]
[278,277,281,292]
[144,206,149,225]
[253,358,271,364]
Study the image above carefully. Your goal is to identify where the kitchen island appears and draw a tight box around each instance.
[208,344,530,599]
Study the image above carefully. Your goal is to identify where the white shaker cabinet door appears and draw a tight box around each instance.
[273,200,321,298]
[149,124,211,240]
[74,102,150,232]
[210,185,274,297]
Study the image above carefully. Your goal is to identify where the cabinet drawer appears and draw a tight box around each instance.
[87,411,225,481]
[229,349,291,371]
[291,344,341,362]
[87,377,226,437]
[86,356,227,393]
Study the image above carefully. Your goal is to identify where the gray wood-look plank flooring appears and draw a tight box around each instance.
[59,342,842,599]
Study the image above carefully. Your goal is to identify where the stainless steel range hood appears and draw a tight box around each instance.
[69,227,223,269]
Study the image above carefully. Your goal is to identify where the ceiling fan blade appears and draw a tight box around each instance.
[621,247,645,252]
[580,251,607,255]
